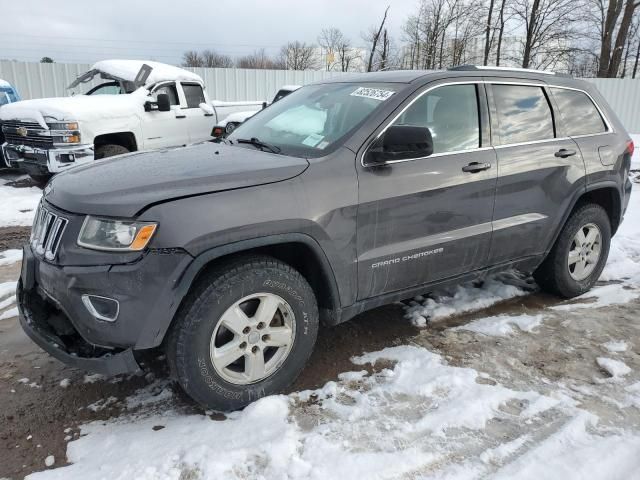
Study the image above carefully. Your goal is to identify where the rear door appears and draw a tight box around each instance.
[487,81,586,265]
[356,80,497,300]
[179,82,215,143]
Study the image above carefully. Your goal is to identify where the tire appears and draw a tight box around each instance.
[94,144,129,159]
[167,255,319,411]
[28,173,52,185]
[534,203,611,298]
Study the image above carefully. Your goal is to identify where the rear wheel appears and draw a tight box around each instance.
[95,144,129,159]
[534,204,611,298]
[167,255,319,411]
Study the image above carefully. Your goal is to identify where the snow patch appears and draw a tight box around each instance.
[403,273,532,327]
[0,249,23,266]
[0,307,18,321]
[551,283,639,311]
[492,412,640,480]
[603,340,629,353]
[597,357,632,379]
[0,182,41,227]
[453,314,544,337]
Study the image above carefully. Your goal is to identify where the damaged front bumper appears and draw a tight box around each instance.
[2,142,94,174]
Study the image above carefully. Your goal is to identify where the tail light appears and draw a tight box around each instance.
[626,139,635,157]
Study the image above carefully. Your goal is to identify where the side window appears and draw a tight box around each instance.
[551,88,607,136]
[182,83,206,108]
[153,84,179,106]
[492,85,555,145]
[394,84,480,154]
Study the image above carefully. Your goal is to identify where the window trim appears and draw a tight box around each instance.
[180,81,206,109]
[549,86,609,138]
[489,83,557,146]
[360,80,614,168]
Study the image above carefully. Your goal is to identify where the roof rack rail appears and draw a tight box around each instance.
[448,65,571,77]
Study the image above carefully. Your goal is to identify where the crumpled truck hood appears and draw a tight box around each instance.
[45,142,309,217]
[0,90,149,128]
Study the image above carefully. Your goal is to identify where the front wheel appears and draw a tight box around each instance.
[534,204,611,298]
[167,255,319,411]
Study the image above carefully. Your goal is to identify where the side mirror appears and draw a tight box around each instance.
[366,125,434,165]
[156,93,171,112]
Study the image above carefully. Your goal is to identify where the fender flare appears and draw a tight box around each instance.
[546,180,622,255]
[173,232,342,320]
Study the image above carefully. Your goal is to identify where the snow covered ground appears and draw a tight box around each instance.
[0,174,41,227]
[12,182,638,479]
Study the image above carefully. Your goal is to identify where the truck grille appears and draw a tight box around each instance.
[31,204,68,261]
[2,120,53,149]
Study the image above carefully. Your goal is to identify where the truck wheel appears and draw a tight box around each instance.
[95,144,129,159]
[534,204,611,298]
[28,173,52,186]
[167,255,319,411]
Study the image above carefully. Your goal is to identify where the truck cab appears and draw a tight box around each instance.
[0,60,216,182]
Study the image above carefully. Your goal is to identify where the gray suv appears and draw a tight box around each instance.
[17,66,633,410]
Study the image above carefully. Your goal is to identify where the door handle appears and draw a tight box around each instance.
[555,148,577,158]
[462,162,491,173]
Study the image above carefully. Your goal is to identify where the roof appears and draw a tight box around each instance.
[68,60,203,89]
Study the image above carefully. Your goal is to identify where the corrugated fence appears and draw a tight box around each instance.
[1,60,639,132]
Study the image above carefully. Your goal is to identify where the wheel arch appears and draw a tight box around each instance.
[173,234,342,328]
[94,131,138,152]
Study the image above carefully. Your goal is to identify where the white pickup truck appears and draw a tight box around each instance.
[0,60,262,182]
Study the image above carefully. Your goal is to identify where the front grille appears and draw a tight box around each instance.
[2,120,53,150]
[31,204,68,261]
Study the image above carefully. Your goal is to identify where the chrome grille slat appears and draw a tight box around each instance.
[2,120,53,150]
[31,203,68,260]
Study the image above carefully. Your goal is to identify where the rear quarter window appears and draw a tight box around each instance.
[492,84,555,145]
[550,88,607,136]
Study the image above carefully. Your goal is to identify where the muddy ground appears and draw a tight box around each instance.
[1,230,639,478]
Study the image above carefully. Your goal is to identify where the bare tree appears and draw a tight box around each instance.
[318,28,344,70]
[236,49,284,69]
[182,50,203,67]
[512,0,579,69]
[280,41,317,70]
[201,49,234,68]
[596,0,640,77]
[483,0,497,65]
[495,0,509,65]
[365,6,390,71]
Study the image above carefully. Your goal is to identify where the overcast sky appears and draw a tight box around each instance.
[1,0,419,65]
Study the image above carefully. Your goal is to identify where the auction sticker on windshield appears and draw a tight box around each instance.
[350,87,395,101]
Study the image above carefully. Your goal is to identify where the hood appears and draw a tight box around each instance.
[0,90,148,127]
[45,142,309,217]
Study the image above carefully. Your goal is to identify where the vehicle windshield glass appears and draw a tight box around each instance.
[87,82,125,96]
[0,87,19,105]
[228,83,401,157]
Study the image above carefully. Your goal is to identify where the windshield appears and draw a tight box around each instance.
[0,87,19,106]
[228,83,401,158]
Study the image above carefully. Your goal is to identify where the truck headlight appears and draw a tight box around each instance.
[47,121,81,145]
[77,216,157,252]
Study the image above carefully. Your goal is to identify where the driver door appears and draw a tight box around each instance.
[142,82,189,150]
[356,81,497,300]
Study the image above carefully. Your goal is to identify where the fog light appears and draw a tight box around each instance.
[82,295,119,322]
[57,153,75,163]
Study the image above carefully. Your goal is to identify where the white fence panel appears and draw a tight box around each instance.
[1,60,639,131]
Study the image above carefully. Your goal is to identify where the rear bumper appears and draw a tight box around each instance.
[2,142,94,173]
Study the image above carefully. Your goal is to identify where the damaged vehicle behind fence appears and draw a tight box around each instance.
[17,66,633,411]
[0,60,262,182]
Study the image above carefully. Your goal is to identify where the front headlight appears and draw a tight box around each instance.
[47,121,81,145]
[77,216,158,252]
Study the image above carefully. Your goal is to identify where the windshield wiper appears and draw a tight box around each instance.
[235,137,281,154]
